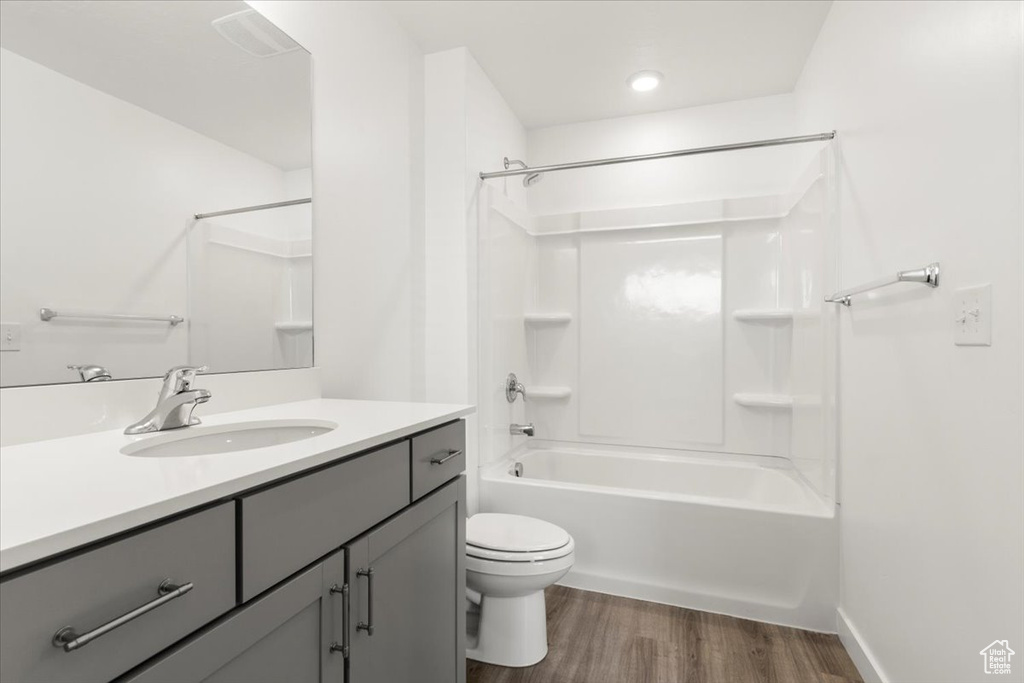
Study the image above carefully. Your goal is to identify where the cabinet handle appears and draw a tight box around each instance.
[356,567,374,636]
[52,579,193,653]
[430,449,462,465]
[328,583,349,657]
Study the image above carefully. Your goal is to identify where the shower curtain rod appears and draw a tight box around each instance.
[479,131,835,179]
[194,197,311,220]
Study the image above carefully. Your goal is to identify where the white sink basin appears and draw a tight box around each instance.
[122,419,337,458]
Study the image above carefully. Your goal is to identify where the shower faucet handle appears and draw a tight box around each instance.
[505,373,526,403]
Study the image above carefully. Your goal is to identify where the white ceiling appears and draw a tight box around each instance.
[0,0,310,170]
[386,0,832,129]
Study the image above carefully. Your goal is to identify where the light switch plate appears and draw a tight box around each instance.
[0,323,21,351]
[953,284,992,346]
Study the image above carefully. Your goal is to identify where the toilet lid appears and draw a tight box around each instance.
[466,513,570,553]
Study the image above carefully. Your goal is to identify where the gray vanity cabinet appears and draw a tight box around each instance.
[0,503,236,683]
[2,420,468,683]
[345,477,466,683]
[124,478,466,683]
[121,552,345,683]
[238,441,410,602]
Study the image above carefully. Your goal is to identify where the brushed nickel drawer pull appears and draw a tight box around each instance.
[329,583,350,657]
[356,567,374,636]
[52,579,193,653]
[430,449,462,465]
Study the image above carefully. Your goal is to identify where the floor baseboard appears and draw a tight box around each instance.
[837,607,887,683]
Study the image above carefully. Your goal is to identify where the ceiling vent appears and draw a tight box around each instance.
[212,9,300,58]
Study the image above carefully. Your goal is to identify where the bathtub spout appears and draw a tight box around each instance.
[510,423,534,437]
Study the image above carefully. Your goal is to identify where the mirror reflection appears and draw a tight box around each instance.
[0,0,312,387]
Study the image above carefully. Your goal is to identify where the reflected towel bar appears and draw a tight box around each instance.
[194,198,311,220]
[40,308,185,326]
[824,263,940,307]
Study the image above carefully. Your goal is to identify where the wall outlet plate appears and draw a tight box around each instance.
[953,284,992,346]
[0,323,21,351]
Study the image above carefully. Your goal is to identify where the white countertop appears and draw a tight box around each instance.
[0,398,474,573]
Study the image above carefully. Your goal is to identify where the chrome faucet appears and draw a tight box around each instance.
[67,364,112,382]
[510,423,534,437]
[505,373,526,403]
[125,366,211,435]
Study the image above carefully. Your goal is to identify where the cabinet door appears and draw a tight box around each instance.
[121,555,345,683]
[347,477,466,683]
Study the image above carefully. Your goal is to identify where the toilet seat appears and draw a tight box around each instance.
[467,536,575,563]
[466,549,575,577]
[466,513,574,563]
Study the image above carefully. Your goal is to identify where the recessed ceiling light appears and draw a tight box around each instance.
[628,70,662,92]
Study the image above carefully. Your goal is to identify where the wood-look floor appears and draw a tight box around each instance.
[467,586,862,683]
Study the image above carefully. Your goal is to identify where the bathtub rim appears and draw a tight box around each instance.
[482,441,835,519]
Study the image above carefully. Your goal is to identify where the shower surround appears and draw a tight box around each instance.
[476,141,839,630]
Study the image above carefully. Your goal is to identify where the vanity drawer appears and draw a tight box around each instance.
[239,441,410,601]
[0,503,235,683]
[411,420,466,501]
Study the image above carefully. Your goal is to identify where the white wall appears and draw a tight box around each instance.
[424,48,528,404]
[424,47,527,512]
[795,2,1024,681]
[0,47,297,386]
[526,94,806,216]
[248,0,426,401]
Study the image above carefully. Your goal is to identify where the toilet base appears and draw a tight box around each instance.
[466,590,548,667]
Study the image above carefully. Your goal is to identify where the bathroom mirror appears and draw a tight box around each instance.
[0,1,312,387]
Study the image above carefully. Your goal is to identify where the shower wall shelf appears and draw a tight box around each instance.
[732,309,794,322]
[525,386,573,400]
[733,393,794,408]
[274,321,312,332]
[524,312,572,325]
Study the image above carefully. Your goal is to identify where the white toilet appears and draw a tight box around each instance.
[465,513,575,667]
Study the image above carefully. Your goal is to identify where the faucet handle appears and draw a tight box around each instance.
[162,365,208,393]
[505,373,526,403]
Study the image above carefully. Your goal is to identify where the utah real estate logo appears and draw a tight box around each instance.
[979,640,1014,675]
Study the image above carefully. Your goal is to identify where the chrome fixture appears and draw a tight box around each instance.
[40,307,184,326]
[825,262,940,307]
[510,423,534,437]
[67,364,111,382]
[194,197,311,220]
[513,462,524,478]
[124,365,211,435]
[505,373,526,403]
[503,158,543,187]
[52,579,192,652]
[481,131,836,180]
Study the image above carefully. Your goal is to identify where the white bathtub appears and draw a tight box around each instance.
[480,443,837,631]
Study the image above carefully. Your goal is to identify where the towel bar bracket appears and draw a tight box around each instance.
[825,262,940,307]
